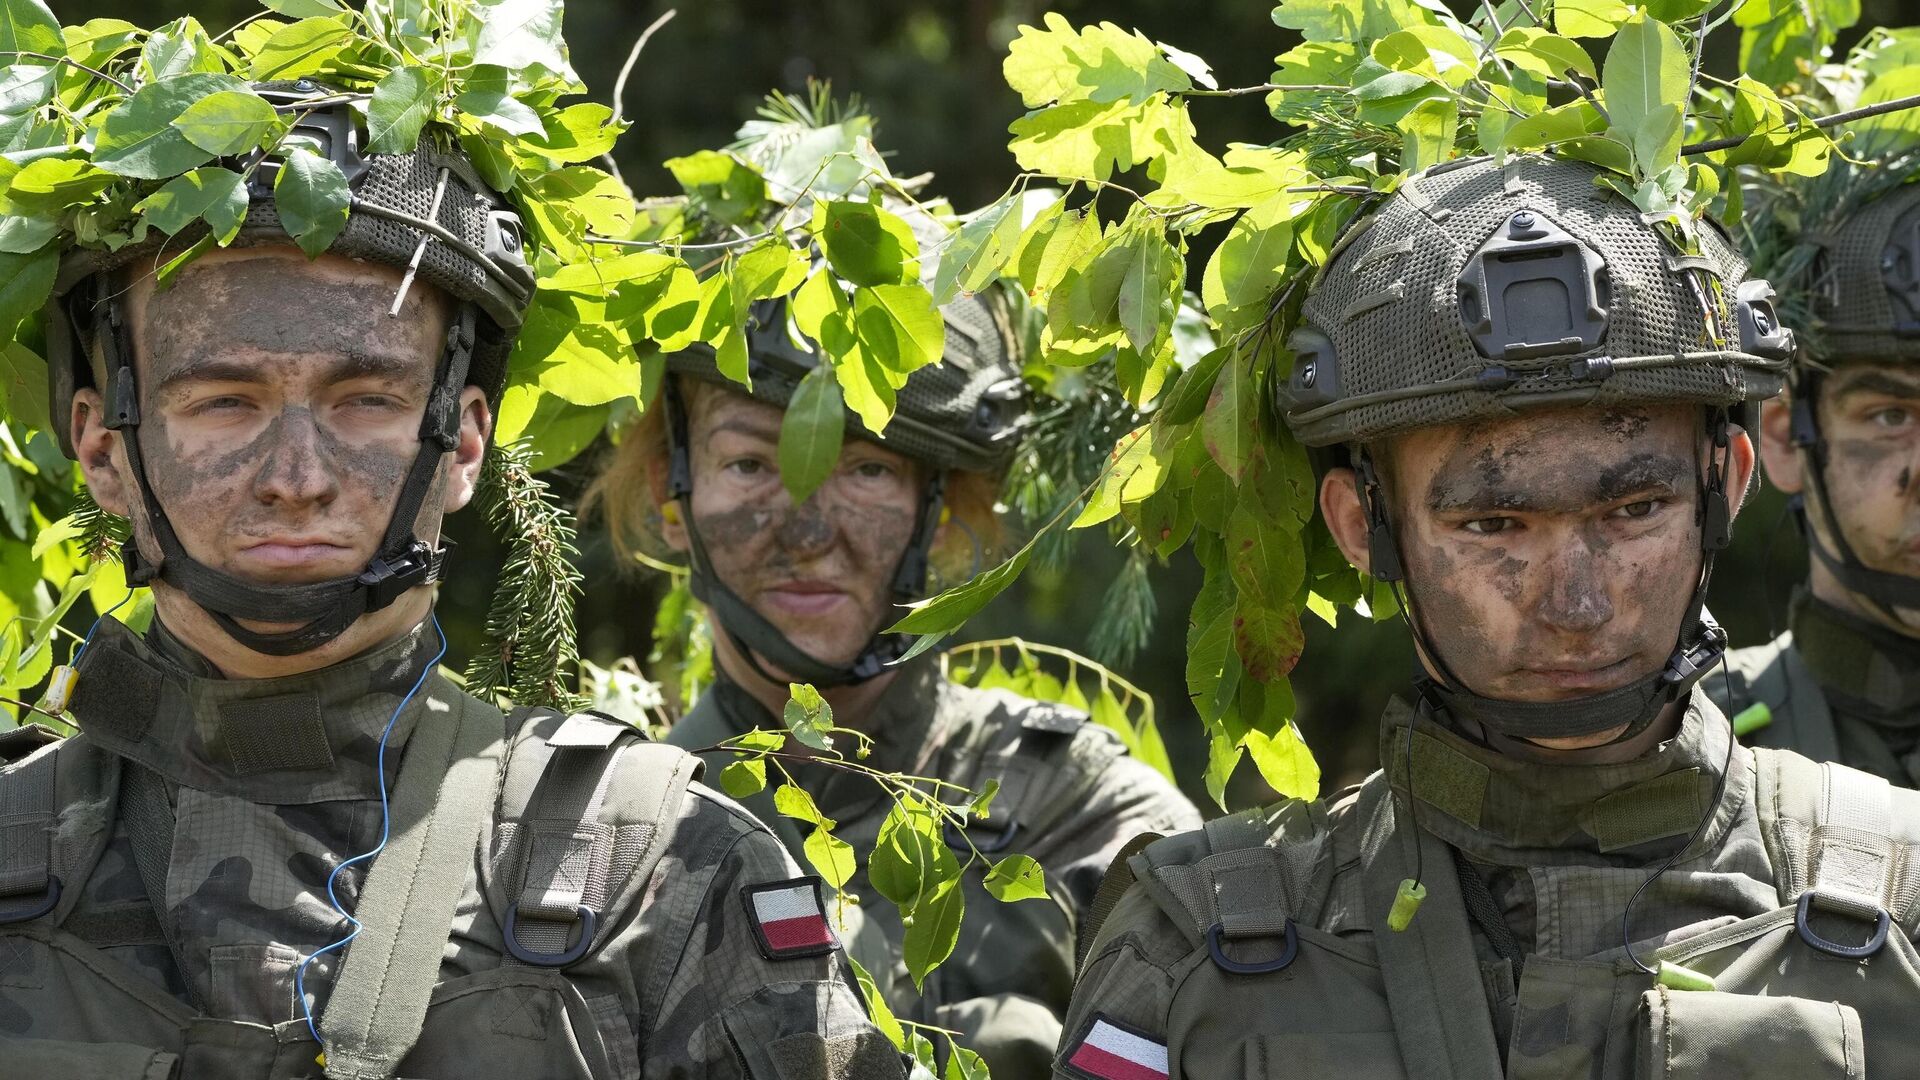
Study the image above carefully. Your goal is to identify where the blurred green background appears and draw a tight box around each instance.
[57,0,1908,808]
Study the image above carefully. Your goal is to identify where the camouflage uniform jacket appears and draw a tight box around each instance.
[1711,591,1920,786]
[1059,688,1920,1079]
[668,659,1201,1078]
[0,618,901,1080]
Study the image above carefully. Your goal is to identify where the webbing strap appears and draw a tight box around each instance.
[121,764,208,1012]
[1077,831,1159,971]
[1807,761,1896,920]
[1358,780,1503,1080]
[319,688,505,1080]
[510,738,627,955]
[0,743,57,905]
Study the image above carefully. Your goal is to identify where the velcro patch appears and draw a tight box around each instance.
[743,877,838,960]
[1062,1014,1169,1080]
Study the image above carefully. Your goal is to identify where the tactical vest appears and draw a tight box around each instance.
[0,698,701,1080]
[1092,748,1920,1079]
[1716,633,1843,763]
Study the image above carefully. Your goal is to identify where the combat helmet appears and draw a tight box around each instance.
[662,277,1030,688]
[43,81,536,657]
[1759,163,1920,616]
[1276,153,1798,742]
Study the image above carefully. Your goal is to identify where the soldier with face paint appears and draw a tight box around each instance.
[1052,154,1920,1080]
[0,91,900,1080]
[1708,167,1920,786]
[586,282,1201,1079]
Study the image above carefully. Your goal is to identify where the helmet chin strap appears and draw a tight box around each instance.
[1788,372,1920,619]
[661,380,946,690]
[1354,408,1734,745]
[86,288,476,657]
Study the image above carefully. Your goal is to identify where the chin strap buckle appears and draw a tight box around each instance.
[1662,616,1727,689]
[358,540,440,611]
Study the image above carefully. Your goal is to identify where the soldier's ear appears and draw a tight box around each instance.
[440,387,492,515]
[1724,423,1758,521]
[1755,396,1803,495]
[1321,466,1374,576]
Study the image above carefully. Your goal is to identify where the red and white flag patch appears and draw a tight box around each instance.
[1063,1015,1170,1080]
[743,876,838,959]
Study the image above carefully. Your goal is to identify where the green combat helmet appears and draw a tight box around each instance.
[1277,153,1796,743]
[41,82,535,657]
[663,286,1029,687]
[1778,171,1920,617]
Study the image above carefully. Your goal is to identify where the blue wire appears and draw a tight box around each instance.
[294,613,449,1048]
[70,588,136,666]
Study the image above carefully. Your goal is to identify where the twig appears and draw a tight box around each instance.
[601,8,677,186]
[1682,91,1920,155]
[1187,82,1343,97]
[1287,184,1377,195]
[1511,0,1544,27]
[1569,72,1611,125]
[0,51,135,96]
[585,227,785,251]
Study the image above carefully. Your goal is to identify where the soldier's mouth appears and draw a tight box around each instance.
[238,537,355,570]
[1517,657,1637,694]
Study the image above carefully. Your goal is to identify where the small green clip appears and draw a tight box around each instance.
[1731,702,1772,737]
[1388,878,1426,931]
[1656,960,1717,992]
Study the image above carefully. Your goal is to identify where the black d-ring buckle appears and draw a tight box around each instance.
[503,901,597,967]
[1207,918,1298,975]
[944,817,1020,854]
[1795,891,1891,960]
[0,876,60,925]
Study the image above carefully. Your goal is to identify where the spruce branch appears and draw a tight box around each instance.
[70,488,129,564]
[465,440,588,711]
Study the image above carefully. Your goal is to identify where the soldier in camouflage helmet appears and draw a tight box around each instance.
[0,89,900,1080]
[1055,154,1920,1080]
[586,255,1200,1076]
[1707,164,1920,786]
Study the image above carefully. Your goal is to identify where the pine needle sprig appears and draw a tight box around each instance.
[69,488,129,564]
[465,439,588,711]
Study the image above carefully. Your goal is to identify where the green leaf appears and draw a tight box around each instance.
[779,364,845,503]
[1203,350,1256,482]
[1501,99,1607,152]
[782,682,835,751]
[6,158,114,213]
[903,880,963,989]
[94,72,245,179]
[1074,425,1153,528]
[1234,596,1306,682]
[1553,0,1631,38]
[1850,68,1920,154]
[134,167,248,242]
[0,213,56,254]
[1014,203,1100,305]
[1161,344,1231,425]
[732,241,810,304]
[1372,25,1481,90]
[1493,28,1596,80]
[944,1044,990,1080]
[773,780,831,826]
[469,0,571,77]
[933,193,1030,304]
[851,284,944,387]
[140,17,222,80]
[245,16,352,81]
[1352,62,1450,127]
[869,799,959,907]
[1002,12,1193,107]
[983,853,1048,902]
[888,543,1034,640]
[64,18,142,72]
[172,90,282,156]
[1244,722,1320,800]
[454,66,545,138]
[491,383,609,470]
[0,247,55,342]
[272,147,351,258]
[1603,15,1689,178]
[1007,96,1184,182]
[847,956,906,1051]
[819,200,920,288]
[0,0,61,61]
[261,0,344,15]
[1397,96,1459,173]
[366,66,441,155]
[530,166,635,237]
[664,149,766,226]
[1204,732,1241,812]
[719,757,767,798]
[1119,229,1180,354]
[804,825,857,889]
[1201,196,1293,320]
[527,103,625,164]
[0,341,50,430]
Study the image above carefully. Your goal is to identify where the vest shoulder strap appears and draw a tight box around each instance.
[0,735,62,924]
[1133,797,1334,954]
[486,708,702,967]
[945,689,1101,852]
[1755,747,1920,938]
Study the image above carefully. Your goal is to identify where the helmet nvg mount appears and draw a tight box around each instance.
[662,289,1030,688]
[1277,154,1797,743]
[1785,173,1920,616]
[44,82,536,656]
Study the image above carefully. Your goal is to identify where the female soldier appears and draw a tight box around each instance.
[586,286,1201,1076]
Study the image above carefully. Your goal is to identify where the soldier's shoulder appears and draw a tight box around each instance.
[0,723,66,766]
[1716,632,1796,702]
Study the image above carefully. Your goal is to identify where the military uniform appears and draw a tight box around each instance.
[1058,689,1920,1079]
[0,618,900,1079]
[1712,593,1920,786]
[669,659,1200,1078]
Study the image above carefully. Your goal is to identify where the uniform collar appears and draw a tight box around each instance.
[1792,591,1920,727]
[1380,686,1745,868]
[67,617,441,804]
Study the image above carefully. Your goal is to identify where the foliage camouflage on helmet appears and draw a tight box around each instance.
[1279,153,1791,448]
[1736,28,1920,370]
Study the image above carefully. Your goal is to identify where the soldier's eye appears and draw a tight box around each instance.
[1461,517,1514,535]
[1868,406,1912,430]
[1612,499,1660,519]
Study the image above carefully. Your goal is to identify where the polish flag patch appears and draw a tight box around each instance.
[743,877,838,959]
[1062,1015,1170,1080]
